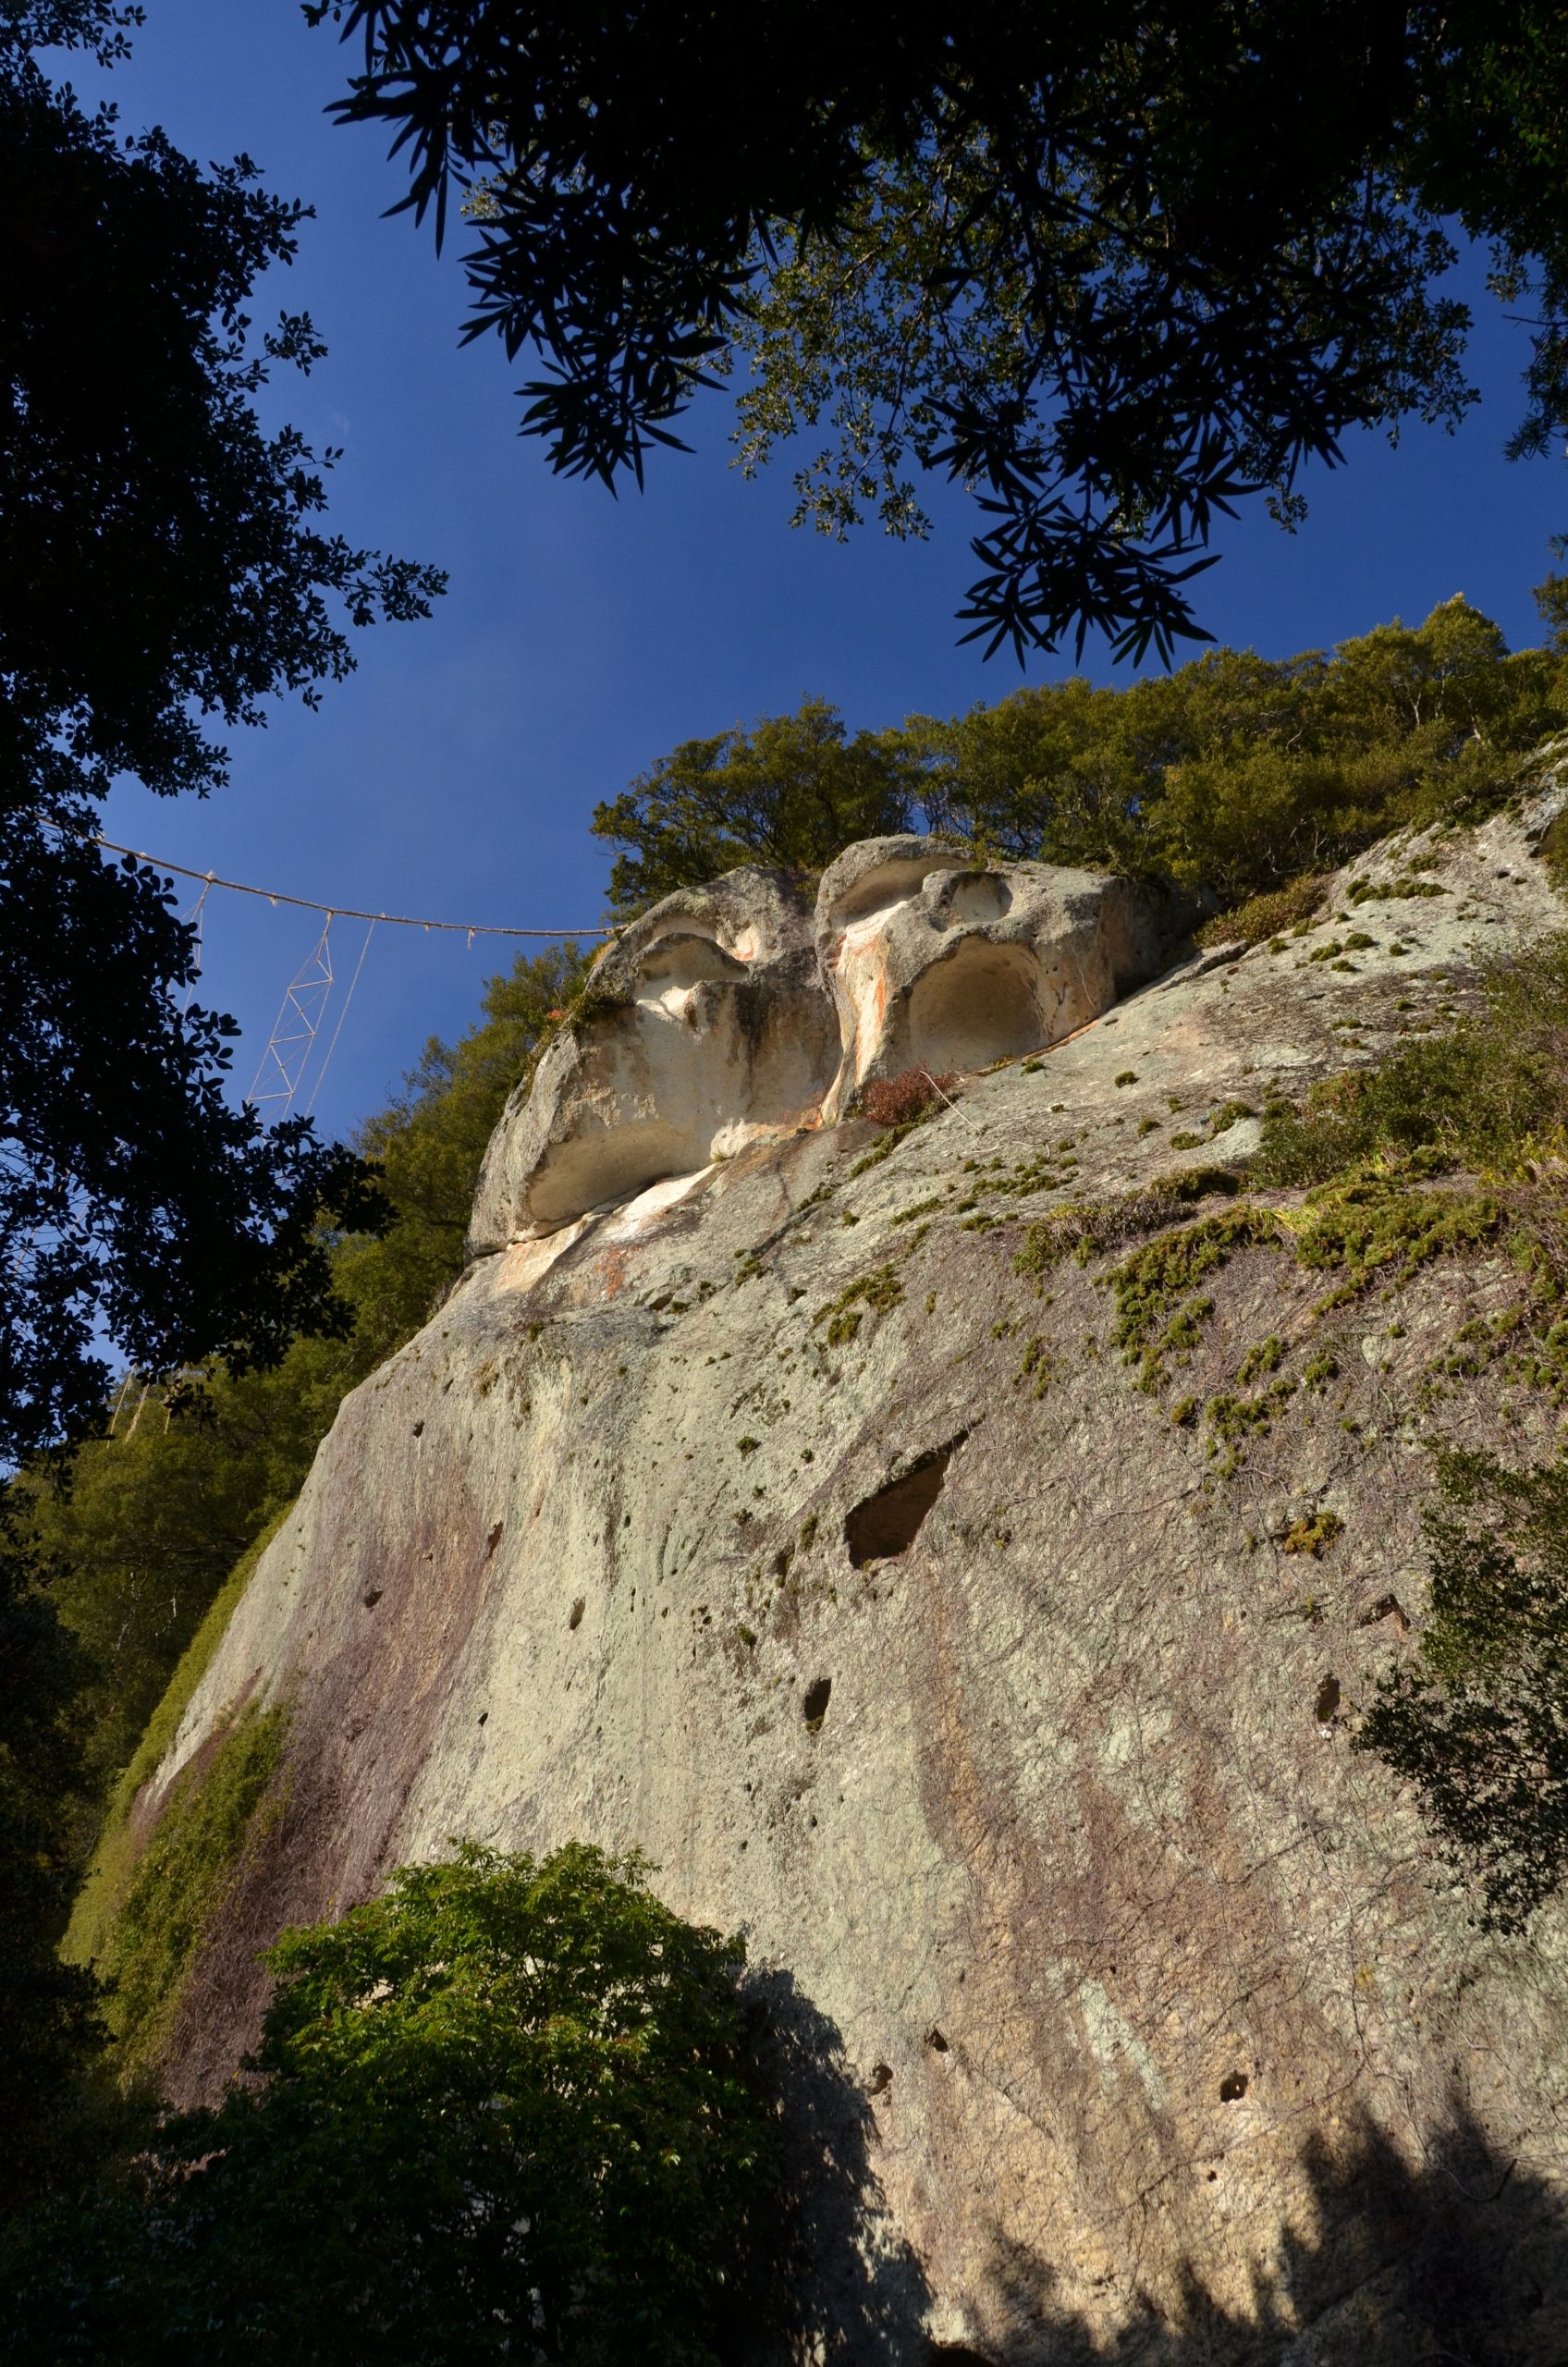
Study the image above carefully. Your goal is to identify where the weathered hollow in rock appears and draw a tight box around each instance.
[844,1441,961,1566]
[904,938,1044,1074]
[468,870,837,1246]
[814,837,1194,1114]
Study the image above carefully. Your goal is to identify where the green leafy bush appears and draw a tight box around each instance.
[595,599,1565,926]
[592,697,917,915]
[2,1844,774,2365]
[1257,932,1568,1188]
[1357,1450,1568,1932]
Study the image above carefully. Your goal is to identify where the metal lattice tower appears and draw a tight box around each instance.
[246,915,336,1118]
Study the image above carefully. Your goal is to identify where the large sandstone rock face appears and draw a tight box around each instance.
[129,809,1568,2361]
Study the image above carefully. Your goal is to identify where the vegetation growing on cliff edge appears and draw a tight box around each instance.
[63,1518,289,1986]
[2,1844,775,2367]
[1258,932,1568,1188]
[594,595,1567,915]
[13,941,587,1858]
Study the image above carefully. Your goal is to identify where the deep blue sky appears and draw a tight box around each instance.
[89,2,1563,1139]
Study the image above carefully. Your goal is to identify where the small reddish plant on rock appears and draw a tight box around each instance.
[857,1070,960,1128]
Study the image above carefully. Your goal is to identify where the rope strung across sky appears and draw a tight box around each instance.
[94,836,620,940]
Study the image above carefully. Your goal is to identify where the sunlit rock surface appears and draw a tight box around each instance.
[472,844,1195,1245]
[124,805,1568,2362]
[469,867,835,1248]
[814,836,1194,1119]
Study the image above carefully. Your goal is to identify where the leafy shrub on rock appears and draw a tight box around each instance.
[2,1842,774,2365]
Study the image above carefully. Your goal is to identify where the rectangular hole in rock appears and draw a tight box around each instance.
[844,1435,965,1567]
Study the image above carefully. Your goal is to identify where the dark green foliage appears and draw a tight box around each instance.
[0,1501,107,2217]
[3,1843,775,2364]
[0,8,444,1461]
[18,943,586,1833]
[312,4,1568,662]
[591,697,915,915]
[1357,1448,1568,1932]
[594,605,1563,920]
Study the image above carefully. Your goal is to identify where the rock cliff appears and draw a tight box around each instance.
[117,802,1568,2360]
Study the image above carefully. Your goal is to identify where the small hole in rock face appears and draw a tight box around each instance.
[845,1434,966,1567]
[361,1588,383,1610]
[925,2025,949,2054]
[568,1597,585,1631]
[411,1420,423,1438]
[1207,2169,1219,2181]
[477,1711,487,1726]
[867,2062,892,2096]
[1219,2070,1249,2103]
[802,1676,832,1730]
[485,1520,504,1559]
[1314,1674,1341,1723]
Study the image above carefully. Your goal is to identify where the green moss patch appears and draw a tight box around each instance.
[65,1513,286,1973]
[104,1701,288,2080]
[1285,1173,1503,1312]
[814,1263,904,1346]
[1107,1208,1282,1386]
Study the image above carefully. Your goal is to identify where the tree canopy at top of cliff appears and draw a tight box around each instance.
[310,0,1568,660]
[592,594,1568,914]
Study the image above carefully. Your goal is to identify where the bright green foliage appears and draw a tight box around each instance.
[900,598,1565,901]
[2,1843,775,2364]
[1357,1450,1568,1933]
[592,696,918,916]
[18,943,586,1839]
[105,1706,288,2081]
[64,1518,287,1982]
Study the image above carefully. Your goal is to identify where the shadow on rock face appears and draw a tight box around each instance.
[726,1967,932,2365]
[718,1999,1567,2367]
[930,2108,1568,2366]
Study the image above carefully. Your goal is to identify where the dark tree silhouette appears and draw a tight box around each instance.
[309,3,1567,661]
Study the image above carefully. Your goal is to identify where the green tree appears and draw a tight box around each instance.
[591,696,915,916]
[1,1,444,1465]
[0,1501,108,2218]
[900,597,1564,903]
[1,1844,776,2366]
[19,942,587,1833]
[310,2,1566,658]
